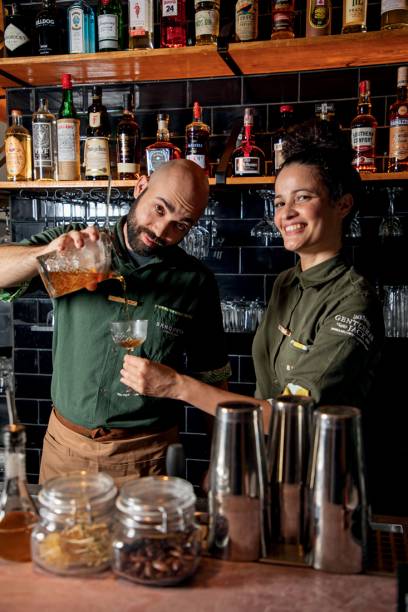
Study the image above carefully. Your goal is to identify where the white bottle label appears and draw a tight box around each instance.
[89,112,101,128]
[381,0,407,14]
[33,122,53,168]
[162,0,178,17]
[351,127,375,150]
[195,9,219,37]
[98,14,118,48]
[344,0,366,25]
[57,120,79,162]
[389,117,408,160]
[117,161,139,173]
[69,7,85,53]
[236,0,257,41]
[129,0,153,34]
[234,157,260,175]
[186,153,206,169]
[274,141,284,171]
[4,23,29,51]
[85,137,110,176]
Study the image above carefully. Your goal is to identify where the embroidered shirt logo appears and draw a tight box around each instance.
[331,313,374,351]
[156,321,184,337]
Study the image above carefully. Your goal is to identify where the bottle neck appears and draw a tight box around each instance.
[11,115,23,126]
[157,121,170,141]
[397,85,408,102]
[3,432,27,483]
[60,89,76,117]
[243,123,253,143]
[92,96,102,107]
[281,112,293,128]
[357,95,371,115]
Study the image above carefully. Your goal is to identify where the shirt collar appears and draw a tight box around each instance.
[294,253,348,289]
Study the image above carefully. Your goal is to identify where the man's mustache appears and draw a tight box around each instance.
[138,226,166,248]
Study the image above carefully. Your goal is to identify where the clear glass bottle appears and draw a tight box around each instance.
[351,80,377,173]
[194,0,220,45]
[5,109,32,182]
[342,0,367,34]
[85,85,111,180]
[32,98,58,181]
[4,3,32,57]
[185,101,210,173]
[232,107,265,177]
[112,476,201,586]
[315,102,341,136]
[0,424,38,562]
[381,0,408,30]
[145,112,182,175]
[34,0,60,55]
[116,93,141,179]
[235,0,258,42]
[68,0,96,54]
[31,471,117,575]
[97,0,123,51]
[271,0,295,39]
[161,0,187,48]
[128,0,154,49]
[388,66,408,172]
[57,73,81,181]
[306,0,332,37]
[271,104,294,175]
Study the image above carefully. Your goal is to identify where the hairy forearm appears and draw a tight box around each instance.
[0,243,48,287]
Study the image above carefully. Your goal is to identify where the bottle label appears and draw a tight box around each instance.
[89,112,101,128]
[85,137,110,176]
[146,148,171,175]
[308,0,331,29]
[69,7,85,53]
[98,14,118,49]
[57,119,80,163]
[186,153,206,169]
[4,23,29,52]
[5,136,27,177]
[129,0,153,35]
[351,126,375,150]
[234,156,260,175]
[381,0,407,14]
[236,0,258,41]
[195,9,219,37]
[33,122,53,168]
[273,12,293,31]
[343,0,366,26]
[117,162,139,173]
[389,118,408,160]
[274,141,284,171]
[194,0,220,6]
[162,0,178,17]
[117,134,136,164]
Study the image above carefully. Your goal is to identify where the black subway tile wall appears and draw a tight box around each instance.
[5,55,407,501]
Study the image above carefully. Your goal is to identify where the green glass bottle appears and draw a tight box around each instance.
[97,0,123,51]
[57,73,81,180]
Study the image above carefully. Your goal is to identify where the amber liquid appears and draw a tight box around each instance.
[40,269,114,298]
[0,511,37,562]
[117,338,144,350]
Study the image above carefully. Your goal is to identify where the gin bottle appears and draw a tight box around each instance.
[32,98,58,181]
[5,109,32,181]
[68,0,96,54]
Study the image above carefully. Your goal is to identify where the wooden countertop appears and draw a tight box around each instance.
[0,556,395,612]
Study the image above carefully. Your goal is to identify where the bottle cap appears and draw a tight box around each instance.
[10,109,22,117]
[359,80,370,95]
[280,105,293,113]
[193,101,201,120]
[61,73,72,89]
[315,102,335,115]
[157,112,169,122]
[397,66,408,88]
[92,85,102,97]
[243,107,254,126]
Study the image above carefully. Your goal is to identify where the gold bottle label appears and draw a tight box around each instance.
[235,0,258,41]
[343,0,366,26]
[389,115,408,160]
[308,0,331,29]
[5,136,26,177]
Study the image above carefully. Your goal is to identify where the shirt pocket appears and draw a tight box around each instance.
[143,304,192,363]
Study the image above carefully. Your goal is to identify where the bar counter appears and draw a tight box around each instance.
[0,556,395,611]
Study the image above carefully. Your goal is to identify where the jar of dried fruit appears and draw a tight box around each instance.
[112,476,202,586]
[31,471,117,576]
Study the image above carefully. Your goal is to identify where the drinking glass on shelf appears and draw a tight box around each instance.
[378,187,403,238]
[345,212,362,239]
[110,320,149,397]
[251,189,281,246]
[383,286,408,338]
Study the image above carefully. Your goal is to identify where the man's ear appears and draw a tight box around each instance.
[337,193,354,219]
[134,175,148,198]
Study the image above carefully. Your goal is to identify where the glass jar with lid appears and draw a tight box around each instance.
[31,470,117,576]
[112,476,202,586]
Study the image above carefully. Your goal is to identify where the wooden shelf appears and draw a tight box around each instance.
[0,30,406,89]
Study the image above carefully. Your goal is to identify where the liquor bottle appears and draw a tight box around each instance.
[351,80,377,173]
[68,0,96,54]
[161,0,187,48]
[34,0,60,55]
[32,98,58,181]
[235,0,258,42]
[271,104,294,175]
[116,93,141,179]
[57,73,81,181]
[4,3,32,57]
[388,66,408,172]
[306,0,332,37]
[185,101,210,173]
[231,108,265,177]
[128,0,154,49]
[97,0,123,51]
[194,0,220,45]
[381,0,408,30]
[271,0,295,39]
[5,110,32,182]
[85,86,111,180]
[342,0,367,34]
[315,102,341,135]
[145,113,182,175]
[0,424,38,562]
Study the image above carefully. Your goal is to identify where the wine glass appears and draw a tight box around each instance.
[378,187,403,238]
[110,320,149,397]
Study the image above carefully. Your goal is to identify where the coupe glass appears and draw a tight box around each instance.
[110,320,149,397]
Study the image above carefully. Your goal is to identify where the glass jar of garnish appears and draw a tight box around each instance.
[112,476,202,586]
[31,471,117,576]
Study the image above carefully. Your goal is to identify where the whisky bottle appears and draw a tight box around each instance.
[5,109,32,182]
[235,0,258,42]
[32,98,58,181]
[342,0,367,34]
[97,0,123,51]
[145,113,182,175]
[57,73,81,181]
[185,101,210,173]
[232,108,265,177]
[68,0,96,53]
[388,66,408,173]
[315,102,341,136]
[306,0,332,37]
[85,86,111,180]
[128,0,154,49]
[34,0,60,55]
[271,104,294,175]
[271,0,295,39]
[351,80,377,173]
[194,0,220,45]
[117,94,141,179]
[4,3,32,57]
[161,0,187,48]
[381,0,408,30]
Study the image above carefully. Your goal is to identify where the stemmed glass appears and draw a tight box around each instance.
[0,207,11,244]
[250,189,281,246]
[378,187,403,238]
[110,320,149,397]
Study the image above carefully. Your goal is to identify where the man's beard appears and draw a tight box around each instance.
[126,195,167,256]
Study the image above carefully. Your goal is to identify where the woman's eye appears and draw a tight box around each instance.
[274,201,284,209]
[296,194,310,202]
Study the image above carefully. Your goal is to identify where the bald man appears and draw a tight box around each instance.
[0,160,231,484]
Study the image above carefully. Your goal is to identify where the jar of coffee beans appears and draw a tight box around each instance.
[112,476,202,586]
